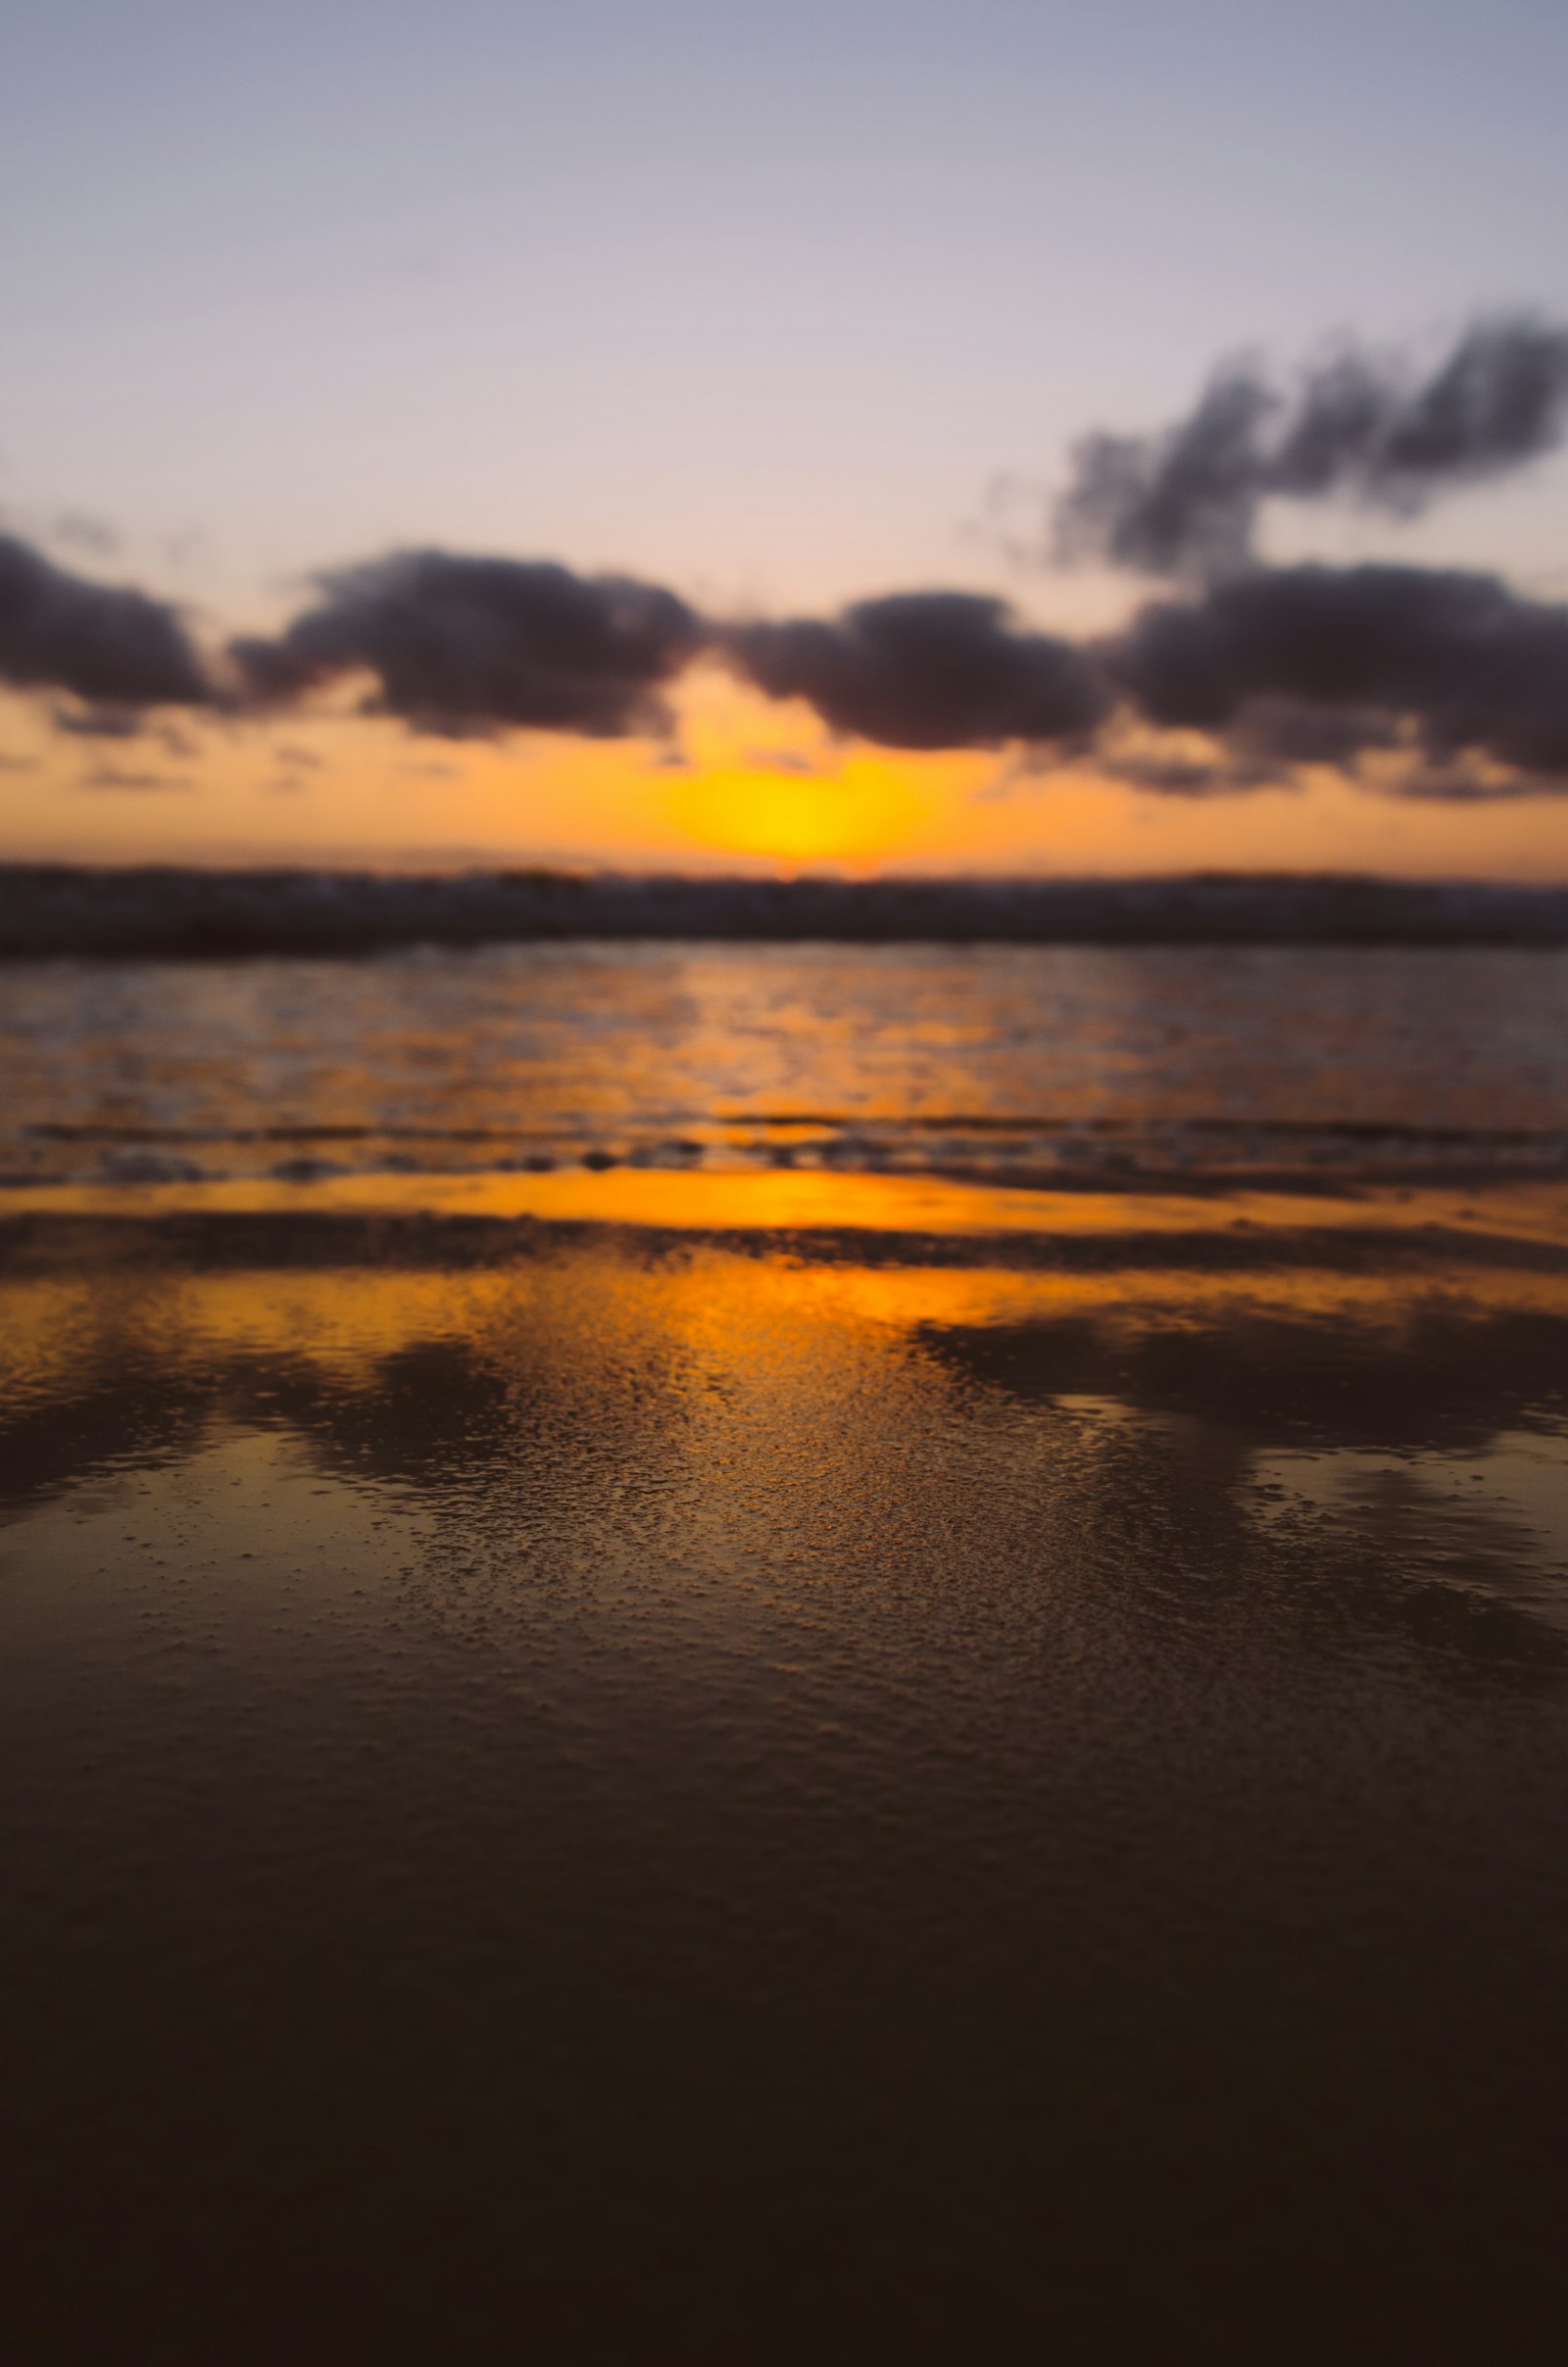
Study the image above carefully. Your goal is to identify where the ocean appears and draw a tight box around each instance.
[6,936,1568,1192]
[4,924,1568,2361]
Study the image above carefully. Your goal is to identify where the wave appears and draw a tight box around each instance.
[8,864,1568,956]
[11,1112,1568,1191]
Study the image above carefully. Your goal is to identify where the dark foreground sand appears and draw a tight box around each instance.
[4,1196,1568,2363]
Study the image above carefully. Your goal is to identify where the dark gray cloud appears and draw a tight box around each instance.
[0,532,211,709]
[726,591,1110,751]
[230,550,705,738]
[1222,697,1403,768]
[1108,563,1568,785]
[1056,317,1568,578]
[1057,371,1275,579]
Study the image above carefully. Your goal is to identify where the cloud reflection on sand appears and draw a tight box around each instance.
[6,1221,1568,1666]
[7,1213,1568,2360]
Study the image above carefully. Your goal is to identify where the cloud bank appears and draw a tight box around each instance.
[1055,317,1568,579]
[724,592,1108,750]
[0,533,210,710]
[1109,564,1568,785]
[4,314,1568,805]
[230,551,703,738]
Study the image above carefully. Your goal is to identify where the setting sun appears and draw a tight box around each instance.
[663,757,932,866]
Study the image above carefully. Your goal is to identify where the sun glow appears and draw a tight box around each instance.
[654,666,956,867]
[19,660,1568,882]
[664,760,933,866]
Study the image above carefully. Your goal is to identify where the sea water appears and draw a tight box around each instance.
[4,938,1568,1188]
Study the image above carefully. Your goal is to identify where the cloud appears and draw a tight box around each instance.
[232,567,1109,756]
[6,351,1568,813]
[76,764,191,792]
[742,747,822,775]
[1107,563,1568,785]
[0,532,211,708]
[1055,316,1568,578]
[1057,370,1275,579]
[52,701,154,738]
[1092,744,1281,798]
[230,550,705,738]
[725,591,1110,751]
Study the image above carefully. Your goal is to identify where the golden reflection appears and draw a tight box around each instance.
[9,1243,1568,1423]
[9,1167,1568,1251]
[10,1237,1568,1668]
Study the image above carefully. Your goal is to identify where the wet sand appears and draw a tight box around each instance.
[4,1191,1568,2362]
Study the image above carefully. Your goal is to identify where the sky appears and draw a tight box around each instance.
[4,0,1568,876]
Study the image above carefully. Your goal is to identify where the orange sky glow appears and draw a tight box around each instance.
[5,663,1568,881]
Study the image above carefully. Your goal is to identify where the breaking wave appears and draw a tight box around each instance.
[7,864,1568,958]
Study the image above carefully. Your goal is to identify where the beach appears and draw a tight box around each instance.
[11,0,1568,2348]
[5,944,1568,2360]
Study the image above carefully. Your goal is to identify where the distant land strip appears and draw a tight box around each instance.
[6,865,1568,956]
